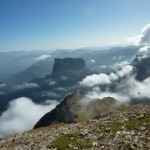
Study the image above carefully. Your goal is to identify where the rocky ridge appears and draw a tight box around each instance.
[0,104,150,150]
[34,91,119,129]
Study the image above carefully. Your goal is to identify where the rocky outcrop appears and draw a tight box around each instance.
[34,91,120,129]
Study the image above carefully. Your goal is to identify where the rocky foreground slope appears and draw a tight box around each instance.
[0,104,149,150]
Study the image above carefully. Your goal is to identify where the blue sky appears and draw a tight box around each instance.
[0,0,150,51]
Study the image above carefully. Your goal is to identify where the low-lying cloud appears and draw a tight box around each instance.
[80,73,111,87]
[0,97,58,137]
[117,76,150,100]
[80,65,133,87]
[36,55,51,61]
[81,45,150,103]
[14,83,39,90]
[86,87,129,102]
[86,76,150,102]
[138,24,150,45]
[89,59,96,63]
[136,46,150,61]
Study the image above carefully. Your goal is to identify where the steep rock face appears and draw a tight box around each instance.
[48,57,94,85]
[34,91,119,129]
[132,54,150,81]
[34,91,85,129]
[52,58,86,75]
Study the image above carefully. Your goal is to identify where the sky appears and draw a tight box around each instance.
[0,0,150,51]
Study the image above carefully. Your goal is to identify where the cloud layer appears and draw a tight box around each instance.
[0,97,58,137]
[138,24,150,45]
[80,65,133,87]
[36,55,51,61]
[81,45,150,103]
[87,76,150,102]
[136,46,150,61]
[14,83,39,90]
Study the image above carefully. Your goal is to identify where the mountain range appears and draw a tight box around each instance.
[0,46,149,115]
[0,46,150,149]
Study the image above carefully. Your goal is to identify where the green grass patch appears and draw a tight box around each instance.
[47,133,92,150]
[126,112,150,130]
[107,121,123,136]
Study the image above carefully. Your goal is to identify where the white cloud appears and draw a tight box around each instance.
[89,59,96,63]
[86,76,150,103]
[127,24,150,45]
[0,83,6,88]
[36,55,51,61]
[80,65,133,87]
[99,65,107,69]
[118,55,124,60]
[116,65,133,78]
[136,46,150,61]
[42,91,60,98]
[14,83,39,90]
[87,87,130,102]
[60,76,67,80]
[80,60,150,103]
[117,76,150,100]
[49,80,57,86]
[138,24,150,45]
[80,73,111,87]
[0,97,58,137]
[109,72,119,80]
[126,35,141,45]
[111,60,131,70]
[54,87,66,92]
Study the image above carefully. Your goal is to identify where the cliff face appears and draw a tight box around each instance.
[132,54,150,81]
[48,57,94,85]
[34,91,119,129]
[34,91,84,129]
[52,58,86,75]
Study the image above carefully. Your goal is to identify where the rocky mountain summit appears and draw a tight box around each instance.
[34,91,120,129]
[0,104,149,150]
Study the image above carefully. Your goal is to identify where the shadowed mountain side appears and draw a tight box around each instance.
[7,58,54,84]
[34,91,121,129]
